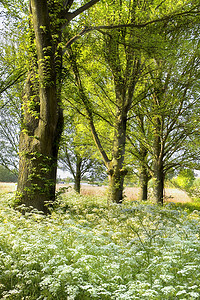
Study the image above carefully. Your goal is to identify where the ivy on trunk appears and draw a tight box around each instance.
[16,0,100,212]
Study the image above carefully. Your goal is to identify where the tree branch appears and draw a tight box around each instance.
[68,47,111,165]
[64,0,100,23]
[0,70,25,97]
[64,6,200,50]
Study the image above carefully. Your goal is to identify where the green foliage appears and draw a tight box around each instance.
[59,111,106,184]
[62,0,200,205]
[1,192,200,298]
[0,165,17,182]
[173,169,195,191]
[170,201,200,213]
[176,169,195,190]
[170,175,200,202]
[124,171,139,187]
[189,178,200,201]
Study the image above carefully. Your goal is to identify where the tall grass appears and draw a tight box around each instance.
[0,191,200,299]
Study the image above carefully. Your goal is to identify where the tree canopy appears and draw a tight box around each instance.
[0,0,199,210]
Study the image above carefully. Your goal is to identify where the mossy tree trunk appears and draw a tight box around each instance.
[17,0,100,212]
[107,110,128,203]
[16,0,64,212]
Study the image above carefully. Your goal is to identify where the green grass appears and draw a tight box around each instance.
[0,192,200,299]
[169,199,200,213]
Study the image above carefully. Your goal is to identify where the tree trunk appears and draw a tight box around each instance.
[103,32,139,203]
[153,116,164,205]
[15,0,102,212]
[153,162,164,205]
[74,154,82,193]
[107,112,127,203]
[139,165,148,201]
[16,0,63,212]
[89,114,127,203]
[138,145,149,201]
[108,168,127,203]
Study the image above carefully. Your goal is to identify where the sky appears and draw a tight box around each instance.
[57,168,71,179]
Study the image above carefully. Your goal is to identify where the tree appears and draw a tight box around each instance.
[64,2,159,203]
[151,50,200,204]
[16,0,100,212]
[127,31,200,204]
[12,0,200,211]
[63,0,200,203]
[59,113,106,193]
[0,2,26,174]
[0,91,20,173]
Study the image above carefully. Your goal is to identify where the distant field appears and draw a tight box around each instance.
[0,182,17,193]
[59,184,192,203]
[0,182,191,203]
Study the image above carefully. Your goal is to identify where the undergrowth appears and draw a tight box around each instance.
[0,192,200,299]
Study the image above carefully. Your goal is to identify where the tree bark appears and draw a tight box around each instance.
[16,0,63,212]
[153,161,164,205]
[107,110,128,203]
[74,154,82,193]
[139,164,148,201]
[108,168,127,203]
[153,117,164,205]
[16,0,101,212]
[138,141,149,201]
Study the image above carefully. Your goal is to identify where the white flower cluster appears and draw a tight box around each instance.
[0,193,200,299]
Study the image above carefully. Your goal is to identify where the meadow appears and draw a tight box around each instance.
[0,184,200,299]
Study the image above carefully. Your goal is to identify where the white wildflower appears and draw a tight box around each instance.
[161,286,175,295]
[142,289,158,297]
[176,290,187,296]
[160,274,174,282]
[189,292,199,298]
